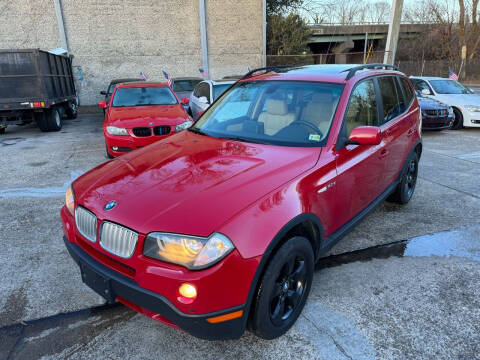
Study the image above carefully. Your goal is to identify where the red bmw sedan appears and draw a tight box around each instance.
[63,64,421,340]
[98,82,192,158]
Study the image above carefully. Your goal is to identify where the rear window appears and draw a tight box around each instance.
[399,77,414,105]
[112,87,177,107]
[378,77,403,123]
[173,79,202,92]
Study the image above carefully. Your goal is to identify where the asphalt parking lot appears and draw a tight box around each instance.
[1,113,479,359]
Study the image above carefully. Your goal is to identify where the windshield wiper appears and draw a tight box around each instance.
[188,127,210,136]
[217,135,269,145]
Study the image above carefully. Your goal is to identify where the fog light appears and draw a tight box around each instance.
[178,283,197,304]
[112,146,118,151]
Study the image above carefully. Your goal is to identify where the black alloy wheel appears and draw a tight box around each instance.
[249,236,314,339]
[269,255,307,326]
[451,108,463,130]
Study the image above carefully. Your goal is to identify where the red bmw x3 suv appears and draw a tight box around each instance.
[98,82,192,158]
[62,64,421,340]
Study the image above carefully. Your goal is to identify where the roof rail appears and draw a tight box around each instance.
[240,65,296,80]
[345,63,400,80]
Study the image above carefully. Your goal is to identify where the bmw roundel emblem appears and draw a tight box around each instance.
[104,201,117,211]
[149,122,153,126]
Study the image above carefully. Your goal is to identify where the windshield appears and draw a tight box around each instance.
[213,84,232,100]
[112,87,178,107]
[190,81,343,147]
[429,80,473,94]
[107,84,116,94]
[173,79,202,92]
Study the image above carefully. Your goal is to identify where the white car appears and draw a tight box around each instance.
[410,76,480,129]
[189,80,235,120]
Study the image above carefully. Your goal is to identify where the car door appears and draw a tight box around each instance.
[377,76,414,186]
[198,82,211,112]
[333,77,387,226]
[189,82,202,120]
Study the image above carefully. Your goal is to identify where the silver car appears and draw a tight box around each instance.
[189,80,235,120]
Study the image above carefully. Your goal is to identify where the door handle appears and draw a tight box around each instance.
[379,149,389,159]
[407,129,415,137]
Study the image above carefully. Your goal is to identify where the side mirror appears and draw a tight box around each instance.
[421,88,431,95]
[100,91,107,95]
[98,100,107,109]
[198,96,209,104]
[181,97,190,105]
[348,126,382,146]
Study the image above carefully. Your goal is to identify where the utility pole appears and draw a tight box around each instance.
[383,0,404,65]
[53,0,69,54]
[199,0,209,79]
[363,32,368,64]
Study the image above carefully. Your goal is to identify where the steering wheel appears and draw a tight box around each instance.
[290,120,323,137]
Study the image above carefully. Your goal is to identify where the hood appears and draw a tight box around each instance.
[107,105,188,128]
[74,131,320,237]
[417,96,448,110]
[433,93,480,107]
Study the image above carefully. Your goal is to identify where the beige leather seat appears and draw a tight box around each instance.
[302,93,334,135]
[258,99,295,136]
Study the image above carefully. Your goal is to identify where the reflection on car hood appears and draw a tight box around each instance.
[74,131,320,237]
[417,96,448,110]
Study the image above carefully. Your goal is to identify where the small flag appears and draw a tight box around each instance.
[449,69,459,81]
[140,71,147,81]
[199,68,208,78]
[162,70,173,87]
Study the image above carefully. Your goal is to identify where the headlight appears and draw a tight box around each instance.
[106,126,129,135]
[465,105,480,112]
[175,120,193,132]
[65,185,75,215]
[143,232,235,270]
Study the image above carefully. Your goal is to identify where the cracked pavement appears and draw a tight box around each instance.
[1,113,479,359]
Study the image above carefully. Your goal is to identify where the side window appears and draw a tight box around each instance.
[345,79,378,137]
[400,77,414,105]
[193,83,202,97]
[411,79,433,95]
[198,83,210,101]
[378,76,402,123]
[394,77,407,113]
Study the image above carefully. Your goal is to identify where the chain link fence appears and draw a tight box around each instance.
[267,54,480,83]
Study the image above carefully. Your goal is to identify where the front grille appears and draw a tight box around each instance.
[132,127,152,137]
[100,222,138,258]
[153,126,171,136]
[75,206,97,243]
[425,109,447,117]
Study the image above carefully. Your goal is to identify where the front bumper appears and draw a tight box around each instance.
[421,114,453,130]
[64,236,247,340]
[104,130,173,157]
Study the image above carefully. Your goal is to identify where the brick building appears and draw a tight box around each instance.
[0,0,265,104]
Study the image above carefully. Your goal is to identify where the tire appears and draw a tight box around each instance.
[47,108,62,131]
[249,236,314,339]
[35,112,49,132]
[65,101,78,119]
[387,151,419,204]
[106,145,114,159]
[451,108,463,130]
[0,126,5,135]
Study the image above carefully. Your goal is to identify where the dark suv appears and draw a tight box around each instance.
[62,64,421,340]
